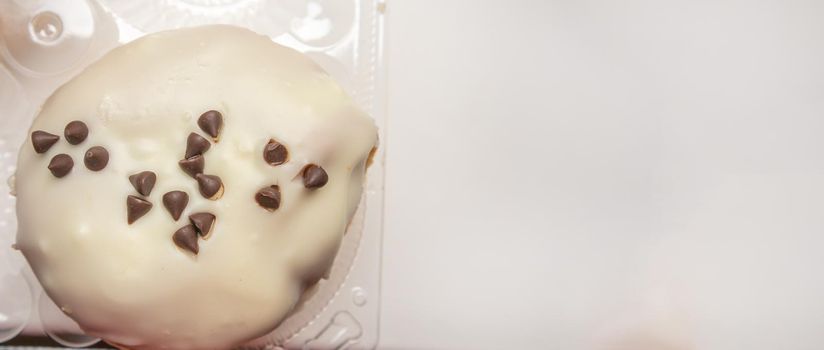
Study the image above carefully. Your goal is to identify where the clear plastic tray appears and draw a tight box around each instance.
[0,0,386,348]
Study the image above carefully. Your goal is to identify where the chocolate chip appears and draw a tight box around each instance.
[185,132,211,158]
[162,191,189,221]
[64,121,88,145]
[195,174,224,200]
[172,225,199,255]
[31,131,59,153]
[83,146,109,171]
[255,185,281,211]
[47,154,73,178]
[178,155,204,178]
[197,110,223,141]
[127,195,153,224]
[189,212,216,238]
[263,139,289,166]
[129,171,156,196]
[302,164,328,189]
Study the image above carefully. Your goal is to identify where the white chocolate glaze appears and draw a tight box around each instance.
[14,25,377,350]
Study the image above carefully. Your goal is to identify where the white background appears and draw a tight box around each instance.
[380,1,824,349]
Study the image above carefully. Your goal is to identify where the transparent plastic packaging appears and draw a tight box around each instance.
[0,0,386,348]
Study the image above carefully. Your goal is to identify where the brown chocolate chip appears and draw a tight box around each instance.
[185,132,211,158]
[47,154,73,178]
[189,212,216,238]
[31,131,59,153]
[83,146,109,171]
[263,139,288,166]
[129,171,156,196]
[127,195,153,224]
[172,225,199,255]
[255,185,281,211]
[162,191,189,221]
[302,164,328,189]
[197,110,223,141]
[195,174,224,200]
[178,155,204,178]
[64,120,88,145]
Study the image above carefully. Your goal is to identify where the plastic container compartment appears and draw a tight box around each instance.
[0,0,387,349]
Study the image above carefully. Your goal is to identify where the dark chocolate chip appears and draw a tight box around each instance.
[127,195,153,224]
[263,139,289,166]
[129,171,157,196]
[64,121,88,145]
[195,174,224,200]
[83,146,109,171]
[185,132,211,158]
[172,225,199,254]
[255,185,281,211]
[47,154,73,178]
[31,131,59,153]
[189,212,216,238]
[302,164,328,189]
[162,191,189,221]
[197,110,223,141]
[178,155,204,178]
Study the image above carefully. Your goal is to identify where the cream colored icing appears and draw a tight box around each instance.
[14,25,377,350]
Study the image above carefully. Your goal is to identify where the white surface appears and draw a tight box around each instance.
[381,1,824,349]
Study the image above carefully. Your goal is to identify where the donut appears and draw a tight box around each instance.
[14,25,377,349]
